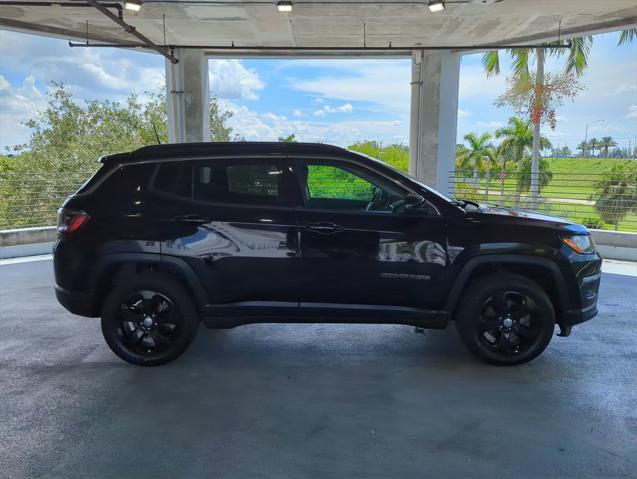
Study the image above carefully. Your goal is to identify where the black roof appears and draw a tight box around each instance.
[100,142,356,164]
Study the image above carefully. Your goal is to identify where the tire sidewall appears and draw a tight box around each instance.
[455,275,555,366]
[101,273,199,366]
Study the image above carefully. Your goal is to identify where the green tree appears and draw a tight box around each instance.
[599,136,618,158]
[592,165,637,230]
[587,138,599,157]
[278,134,296,142]
[457,132,494,185]
[618,28,637,46]
[483,37,592,207]
[494,117,551,202]
[209,98,233,141]
[517,156,553,193]
[576,141,588,157]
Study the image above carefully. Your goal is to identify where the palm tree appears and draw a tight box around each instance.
[483,37,593,208]
[494,117,551,203]
[577,141,588,157]
[618,29,637,46]
[593,165,637,230]
[600,136,618,158]
[458,132,494,187]
[588,138,600,157]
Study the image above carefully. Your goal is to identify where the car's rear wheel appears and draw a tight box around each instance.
[455,274,555,365]
[101,272,199,366]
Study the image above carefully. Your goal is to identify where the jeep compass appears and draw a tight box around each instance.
[54,142,602,366]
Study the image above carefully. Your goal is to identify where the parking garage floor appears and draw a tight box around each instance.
[0,259,636,479]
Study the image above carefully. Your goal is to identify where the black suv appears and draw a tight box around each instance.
[54,142,601,366]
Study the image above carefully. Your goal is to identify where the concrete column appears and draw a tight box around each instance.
[409,51,460,197]
[165,48,210,143]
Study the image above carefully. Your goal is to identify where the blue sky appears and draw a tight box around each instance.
[1,29,636,152]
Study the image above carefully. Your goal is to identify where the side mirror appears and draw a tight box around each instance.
[404,193,426,210]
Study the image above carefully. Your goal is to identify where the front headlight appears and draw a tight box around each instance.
[561,234,596,254]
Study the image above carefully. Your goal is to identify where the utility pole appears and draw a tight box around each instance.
[583,124,588,158]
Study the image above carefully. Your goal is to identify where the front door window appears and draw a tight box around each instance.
[297,161,409,213]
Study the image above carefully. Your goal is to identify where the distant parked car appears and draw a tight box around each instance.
[54,142,601,366]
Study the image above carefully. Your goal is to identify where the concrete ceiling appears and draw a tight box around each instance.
[1,0,637,54]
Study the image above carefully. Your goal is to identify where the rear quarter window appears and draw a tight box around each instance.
[94,163,156,198]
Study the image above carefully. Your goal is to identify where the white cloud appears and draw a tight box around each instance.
[221,100,406,147]
[603,83,637,97]
[209,59,264,100]
[313,102,353,116]
[627,105,637,119]
[289,59,410,114]
[0,74,47,149]
[458,109,471,118]
[292,109,304,117]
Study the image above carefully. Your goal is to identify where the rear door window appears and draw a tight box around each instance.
[153,161,193,197]
[193,159,284,206]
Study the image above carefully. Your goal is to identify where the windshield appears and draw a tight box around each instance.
[348,149,455,203]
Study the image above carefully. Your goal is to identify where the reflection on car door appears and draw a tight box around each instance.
[293,158,448,309]
[154,157,301,306]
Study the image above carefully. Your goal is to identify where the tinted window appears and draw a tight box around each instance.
[193,160,282,206]
[96,163,155,197]
[154,162,192,197]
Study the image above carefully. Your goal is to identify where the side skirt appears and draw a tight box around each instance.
[201,301,449,329]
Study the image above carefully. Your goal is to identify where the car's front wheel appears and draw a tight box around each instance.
[455,273,555,365]
[101,272,199,366]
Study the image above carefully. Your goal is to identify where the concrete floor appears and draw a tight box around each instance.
[0,260,635,479]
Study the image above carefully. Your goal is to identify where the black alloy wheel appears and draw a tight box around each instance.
[101,273,199,366]
[455,274,555,365]
[116,290,179,355]
[477,290,543,356]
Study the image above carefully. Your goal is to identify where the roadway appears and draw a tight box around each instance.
[0,259,635,478]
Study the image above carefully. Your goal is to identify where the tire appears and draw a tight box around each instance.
[101,272,199,366]
[454,273,555,366]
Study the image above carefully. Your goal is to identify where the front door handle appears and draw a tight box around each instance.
[305,222,343,234]
[174,214,210,224]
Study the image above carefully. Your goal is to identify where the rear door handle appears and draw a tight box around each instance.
[305,222,343,234]
[174,214,210,224]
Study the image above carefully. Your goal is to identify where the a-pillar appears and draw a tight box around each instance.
[409,51,460,197]
[165,48,210,143]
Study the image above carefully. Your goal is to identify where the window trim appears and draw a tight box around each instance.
[77,153,441,216]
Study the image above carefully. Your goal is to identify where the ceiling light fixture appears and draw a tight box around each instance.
[124,0,142,12]
[277,1,292,12]
[428,0,445,13]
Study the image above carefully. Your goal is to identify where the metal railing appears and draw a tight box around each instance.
[0,173,93,229]
[449,171,637,232]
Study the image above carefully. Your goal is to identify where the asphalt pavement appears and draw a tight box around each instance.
[1,259,635,478]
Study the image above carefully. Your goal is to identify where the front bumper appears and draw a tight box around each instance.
[55,285,98,317]
[557,270,601,335]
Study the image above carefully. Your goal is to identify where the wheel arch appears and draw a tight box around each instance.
[444,255,570,319]
[89,253,208,316]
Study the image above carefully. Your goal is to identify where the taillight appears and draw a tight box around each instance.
[57,208,90,235]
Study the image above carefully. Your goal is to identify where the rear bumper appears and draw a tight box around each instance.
[55,285,98,317]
